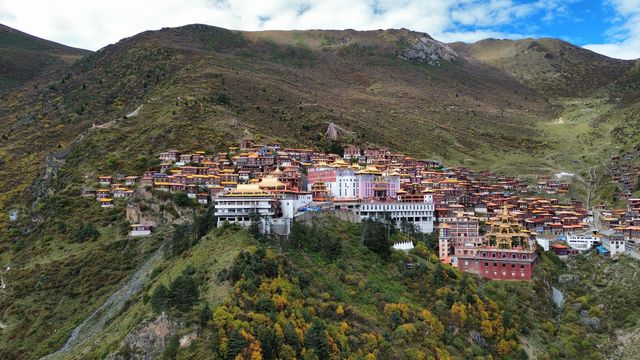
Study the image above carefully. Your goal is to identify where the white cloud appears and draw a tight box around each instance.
[0,0,568,51]
[583,0,640,59]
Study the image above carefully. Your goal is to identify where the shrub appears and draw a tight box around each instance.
[74,222,100,243]
[173,191,195,207]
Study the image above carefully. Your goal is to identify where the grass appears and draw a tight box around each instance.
[52,226,249,359]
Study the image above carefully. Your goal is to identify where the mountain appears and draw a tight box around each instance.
[0,25,553,215]
[0,24,91,91]
[451,38,634,97]
[1,24,640,359]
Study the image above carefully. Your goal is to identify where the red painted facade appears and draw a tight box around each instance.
[458,248,536,281]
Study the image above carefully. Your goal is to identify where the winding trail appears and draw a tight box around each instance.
[41,246,164,360]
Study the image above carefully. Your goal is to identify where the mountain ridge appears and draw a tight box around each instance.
[0,24,91,91]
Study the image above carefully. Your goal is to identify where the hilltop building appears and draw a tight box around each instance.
[456,207,537,281]
[438,212,483,266]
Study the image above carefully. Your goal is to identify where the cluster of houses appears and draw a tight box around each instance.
[84,175,148,236]
[84,175,139,208]
[87,139,640,281]
[608,154,640,199]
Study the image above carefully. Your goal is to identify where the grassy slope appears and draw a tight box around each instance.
[68,217,640,359]
[0,25,553,231]
[453,39,640,202]
[0,24,90,91]
[68,227,250,359]
[451,38,633,98]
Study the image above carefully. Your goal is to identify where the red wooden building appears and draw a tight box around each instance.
[457,206,537,281]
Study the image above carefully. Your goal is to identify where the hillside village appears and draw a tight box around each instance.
[88,139,640,281]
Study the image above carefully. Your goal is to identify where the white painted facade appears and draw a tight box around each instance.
[602,237,626,256]
[279,192,313,219]
[357,198,435,233]
[536,238,550,251]
[566,234,599,252]
[130,225,152,237]
[214,196,276,227]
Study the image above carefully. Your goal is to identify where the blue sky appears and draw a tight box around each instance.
[0,0,639,59]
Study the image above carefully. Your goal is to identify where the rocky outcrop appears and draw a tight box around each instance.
[398,35,457,66]
[108,315,179,360]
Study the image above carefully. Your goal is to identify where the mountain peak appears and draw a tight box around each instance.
[398,34,457,66]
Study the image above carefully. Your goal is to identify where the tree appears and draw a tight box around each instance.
[200,303,212,326]
[480,319,494,338]
[150,284,170,314]
[167,224,192,258]
[74,222,100,243]
[450,302,467,328]
[283,322,301,353]
[194,205,216,239]
[304,319,330,360]
[362,219,391,259]
[168,273,199,312]
[257,325,279,360]
[227,329,247,360]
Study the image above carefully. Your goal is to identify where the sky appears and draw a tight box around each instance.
[0,0,639,59]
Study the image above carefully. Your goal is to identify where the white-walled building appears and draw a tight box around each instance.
[213,184,276,227]
[566,233,600,252]
[130,224,152,237]
[358,197,435,233]
[306,164,401,200]
[279,191,313,219]
[602,233,626,256]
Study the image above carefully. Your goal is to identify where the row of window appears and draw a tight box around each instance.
[481,252,530,259]
[362,204,433,211]
[484,270,526,277]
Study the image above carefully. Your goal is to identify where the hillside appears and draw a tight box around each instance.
[17,214,640,360]
[0,25,553,222]
[2,24,640,359]
[451,38,634,98]
[0,24,91,91]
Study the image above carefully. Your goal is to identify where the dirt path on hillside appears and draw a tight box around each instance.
[40,246,163,360]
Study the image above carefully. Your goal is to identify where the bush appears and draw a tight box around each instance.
[214,92,230,105]
[74,222,100,243]
[173,192,195,207]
